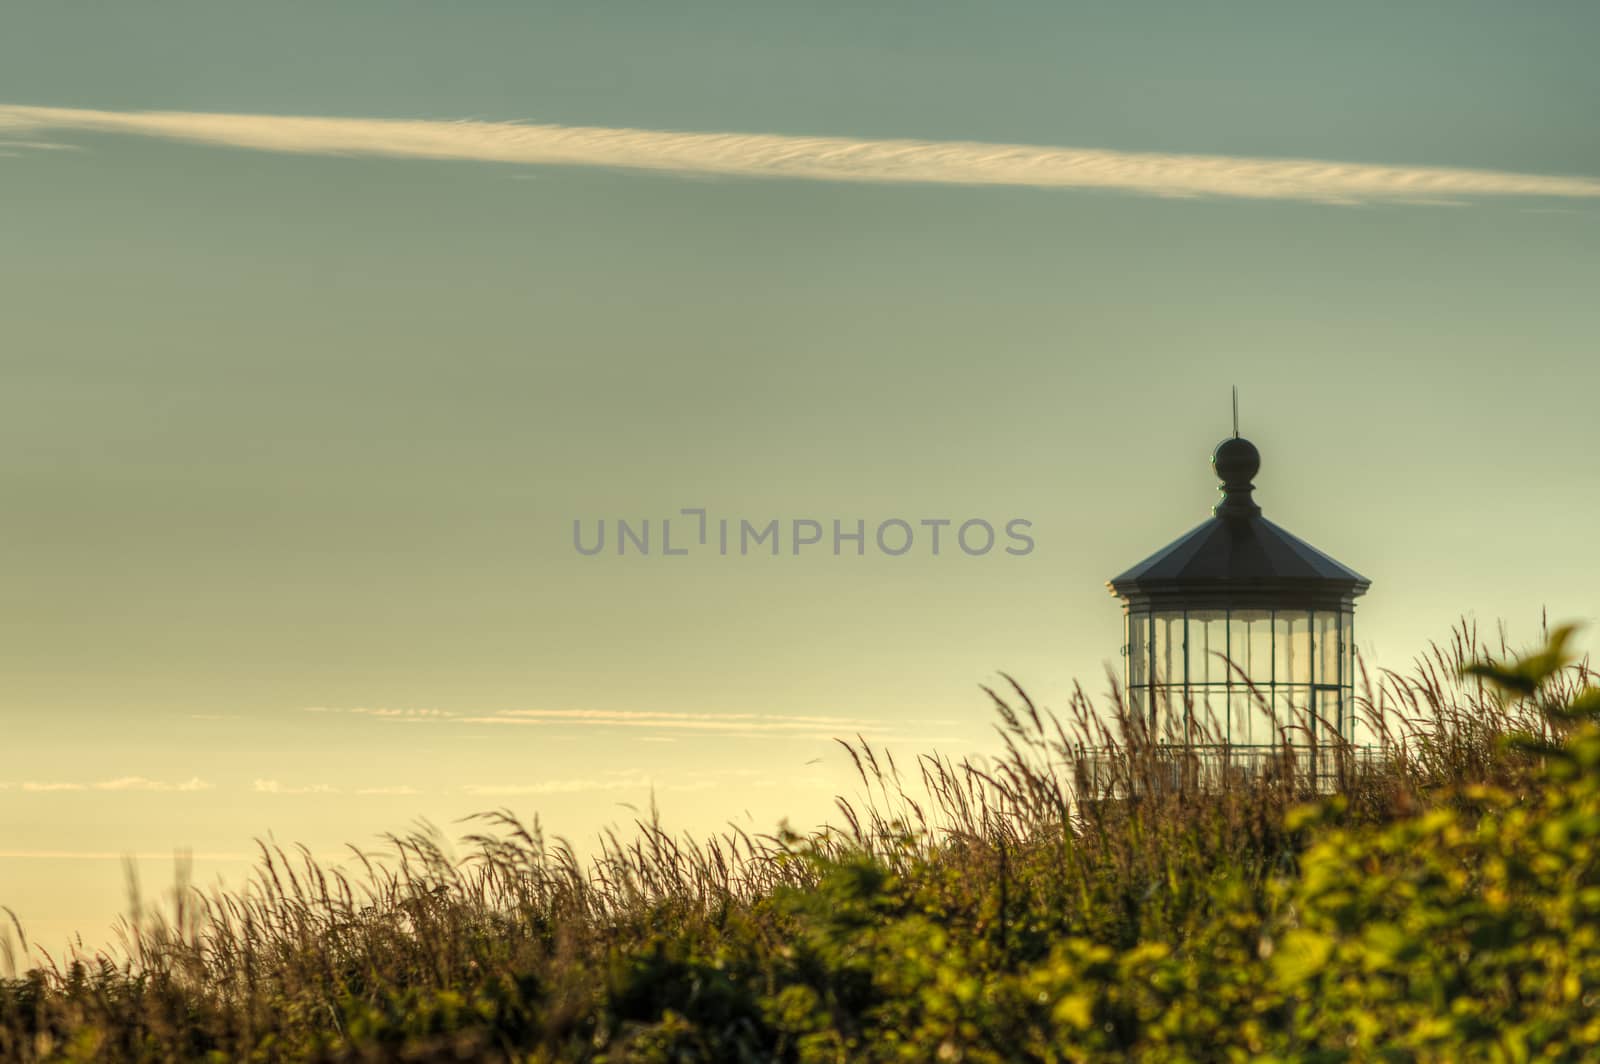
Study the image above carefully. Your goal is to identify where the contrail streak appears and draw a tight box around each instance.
[3,103,1597,205]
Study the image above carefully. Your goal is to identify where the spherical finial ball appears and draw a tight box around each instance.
[1212,436,1260,485]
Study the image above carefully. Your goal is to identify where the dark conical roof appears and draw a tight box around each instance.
[1107,437,1370,610]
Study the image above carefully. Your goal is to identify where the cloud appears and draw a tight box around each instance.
[464,777,654,796]
[0,850,257,861]
[0,136,79,149]
[311,705,890,739]
[305,706,456,721]
[95,776,213,792]
[253,779,339,795]
[489,709,871,725]
[464,776,735,796]
[2,777,213,792]
[0,137,81,155]
[462,767,829,797]
[457,709,889,738]
[0,848,349,861]
[3,103,1598,206]
[355,785,421,796]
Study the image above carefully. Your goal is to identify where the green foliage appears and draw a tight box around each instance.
[2,621,1598,1060]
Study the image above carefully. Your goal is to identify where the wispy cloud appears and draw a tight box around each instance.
[462,709,890,737]
[253,779,339,795]
[463,775,729,796]
[0,137,81,154]
[309,705,889,739]
[0,850,257,861]
[96,776,213,792]
[305,706,456,721]
[3,103,1597,205]
[355,785,421,796]
[463,777,651,797]
[1,777,213,793]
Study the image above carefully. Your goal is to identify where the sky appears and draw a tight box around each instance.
[2,1,1598,957]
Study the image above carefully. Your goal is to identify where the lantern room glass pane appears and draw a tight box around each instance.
[1316,611,1341,686]
[1126,611,1148,690]
[1153,613,1183,688]
[1277,685,1313,742]
[1275,612,1312,685]
[1314,687,1343,742]
[1140,610,1186,736]
[1341,611,1354,686]
[1228,609,1273,692]
[1228,689,1252,745]
[1249,687,1275,747]
[1185,609,1225,685]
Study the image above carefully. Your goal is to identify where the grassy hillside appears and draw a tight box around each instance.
[3,621,1598,1062]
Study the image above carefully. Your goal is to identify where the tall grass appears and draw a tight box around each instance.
[1,619,1593,1061]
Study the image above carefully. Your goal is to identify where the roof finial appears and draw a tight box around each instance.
[1232,385,1239,439]
[1211,432,1261,521]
